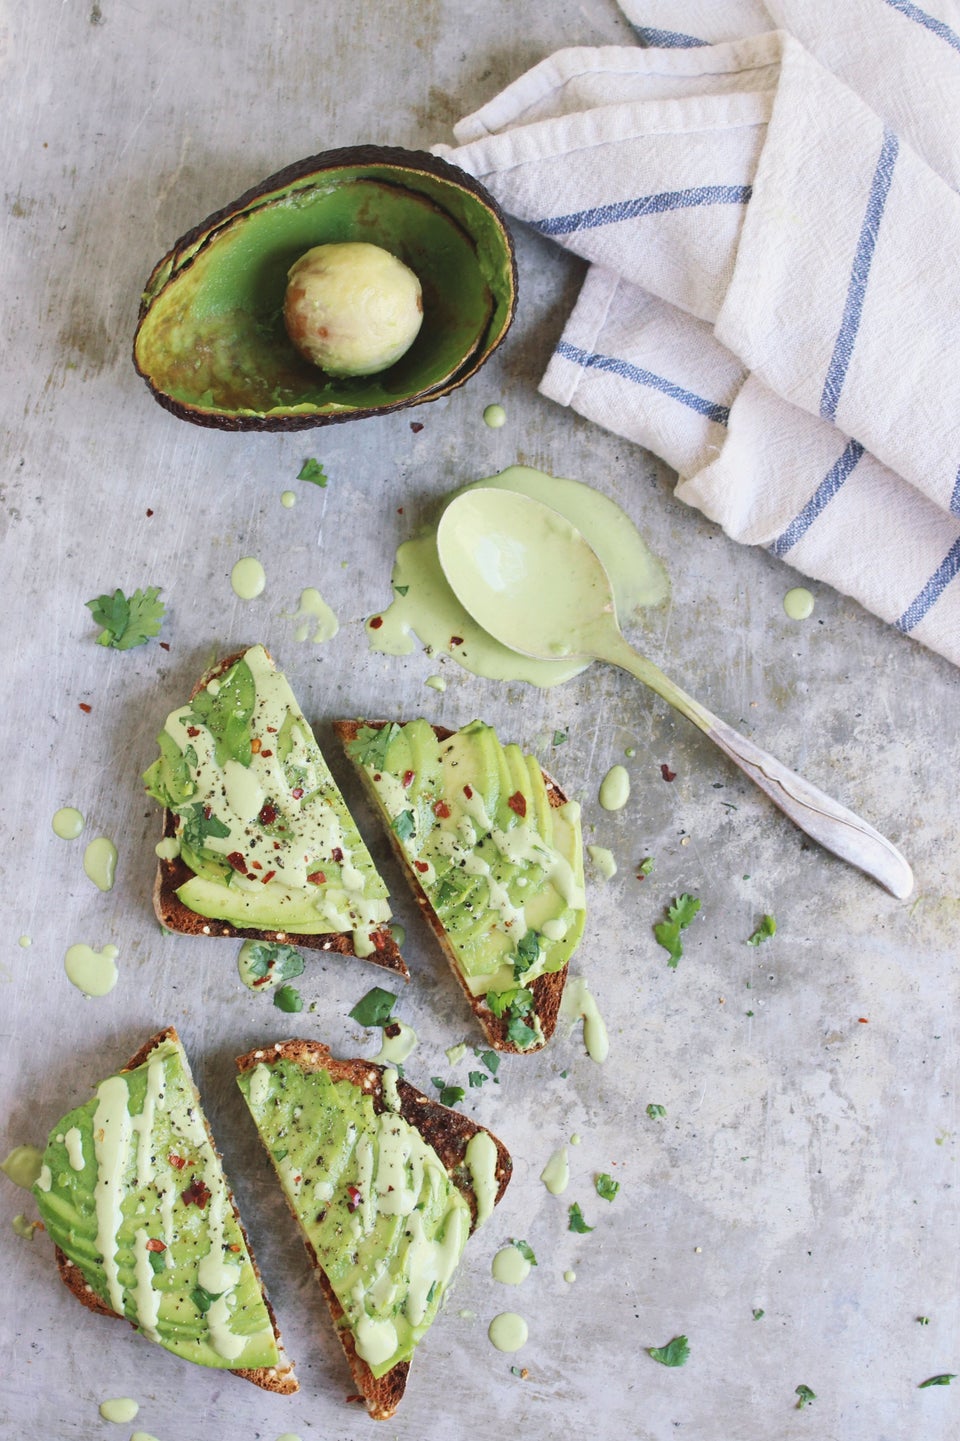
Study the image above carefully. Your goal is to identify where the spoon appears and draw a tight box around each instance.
[436,488,913,899]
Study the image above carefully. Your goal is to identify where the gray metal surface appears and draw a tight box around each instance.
[2,3,957,1439]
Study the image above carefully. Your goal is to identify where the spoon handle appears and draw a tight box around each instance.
[600,634,913,899]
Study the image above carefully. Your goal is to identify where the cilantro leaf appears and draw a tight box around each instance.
[747,914,777,947]
[180,802,232,854]
[646,1103,667,1119]
[297,458,328,486]
[919,1375,956,1388]
[649,1335,689,1368]
[347,723,400,769]
[552,730,567,746]
[794,1384,816,1408]
[568,1202,594,1234]
[273,984,304,1013]
[654,893,701,967]
[636,856,654,878]
[485,988,516,1018]
[391,809,416,841]
[513,930,540,975]
[87,586,165,650]
[431,1077,465,1107]
[506,1013,539,1049]
[595,1172,620,1202]
[147,1249,167,1275]
[191,1284,225,1315]
[243,941,304,985]
[514,1239,537,1265]
[468,1071,487,1088]
[476,1048,500,1076]
[349,987,398,1027]
[752,1308,765,1321]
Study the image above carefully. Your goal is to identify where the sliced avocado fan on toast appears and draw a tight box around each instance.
[237,1040,511,1420]
[32,1028,296,1393]
[335,718,586,1050]
[143,645,406,974]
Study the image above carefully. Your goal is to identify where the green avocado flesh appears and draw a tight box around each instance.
[143,645,391,946]
[238,1059,470,1379]
[32,1035,280,1372]
[347,719,586,1004]
[135,159,514,421]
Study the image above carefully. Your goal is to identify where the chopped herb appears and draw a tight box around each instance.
[636,856,655,878]
[919,1374,956,1388]
[475,1048,500,1076]
[513,930,540,974]
[510,1365,525,1378]
[506,1012,539,1049]
[180,802,232,853]
[485,989,513,1018]
[917,1316,931,1325]
[646,1103,667,1119]
[648,1335,689,1368]
[191,1284,225,1315]
[552,730,567,746]
[86,585,166,650]
[271,1147,288,1163]
[568,1202,594,1234]
[273,984,304,1013]
[595,1172,620,1202]
[794,1384,816,1408]
[297,458,328,486]
[747,914,777,947]
[243,941,304,984]
[514,1239,537,1265]
[468,1071,487,1088]
[347,722,400,769]
[394,584,409,597]
[431,1077,465,1108]
[148,1250,167,1275]
[654,893,701,967]
[752,1308,765,1321]
[391,809,416,841]
[425,1280,439,1307]
[349,986,397,1028]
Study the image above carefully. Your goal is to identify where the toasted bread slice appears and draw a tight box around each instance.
[34,1028,296,1394]
[237,1040,512,1419]
[335,718,586,1052]
[145,647,407,978]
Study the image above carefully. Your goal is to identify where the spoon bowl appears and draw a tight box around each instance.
[437,488,913,899]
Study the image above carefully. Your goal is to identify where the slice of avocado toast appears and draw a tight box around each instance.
[335,718,586,1051]
[236,1040,511,1420]
[32,1028,296,1393]
[144,645,407,975]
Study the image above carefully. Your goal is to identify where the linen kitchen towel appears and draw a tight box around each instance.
[435,4,960,667]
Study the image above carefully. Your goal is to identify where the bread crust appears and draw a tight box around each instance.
[236,1039,512,1419]
[150,653,408,979]
[53,1027,298,1395]
[335,719,571,1051]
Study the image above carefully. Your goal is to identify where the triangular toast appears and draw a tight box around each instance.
[33,1027,296,1393]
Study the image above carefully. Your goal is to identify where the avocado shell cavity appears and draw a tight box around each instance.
[133,146,518,430]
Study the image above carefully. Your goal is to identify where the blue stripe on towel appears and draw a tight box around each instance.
[895,535,960,632]
[820,128,899,422]
[534,185,752,238]
[951,464,960,515]
[883,0,960,55]
[770,439,865,558]
[633,26,709,48]
[555,339,731,423]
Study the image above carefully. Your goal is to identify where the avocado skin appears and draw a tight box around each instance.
[133,146,518,431]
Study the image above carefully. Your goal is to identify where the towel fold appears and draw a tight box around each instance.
[436,1,960,668]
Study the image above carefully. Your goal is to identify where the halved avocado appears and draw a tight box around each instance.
[133,146,517,430]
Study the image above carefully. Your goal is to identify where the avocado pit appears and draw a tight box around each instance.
[284,242,424,377]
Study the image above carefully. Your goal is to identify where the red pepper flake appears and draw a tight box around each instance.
[307,870,327,885]
[78,702,92,714]
[463,784,473,799]
[858,1017,869,1024]
[227,851,248,874]
[228,1243,241,1252]
[203,806,212,820]
[251,860,263,870]
[508,791,527,818]
[261,869,276,884]
[369,616,384,630]
[291,787,304,799]
[266,726,277,733]
[372,930,386,950]
[259,802,278,826]
[433,800,451,819]
[181,1177,212,1209]
[159,641,170,651]
[346,1184,362,1212]
[410,422,424,433]
[660,763,677,782]
[145,1237,166,1253]
[450,635,464,647]
[402,769,415,788]
[331,847,344,863]
[414,860,429,873]
[186,726,200,737]
[168,1152,187,1170]
[146,508,154,517]
[260,749,273,758]
[250,737,262,754]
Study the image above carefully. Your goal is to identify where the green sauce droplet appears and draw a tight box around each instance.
[280,490,297,509]
[64,942,119,997]
[783,586,815,620]
[488,1311,528,1352]
[598,764,630,812]
[52,806,84,840]
[231,556,266,600]
[483,402,507,429]
[83,836,117,892]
